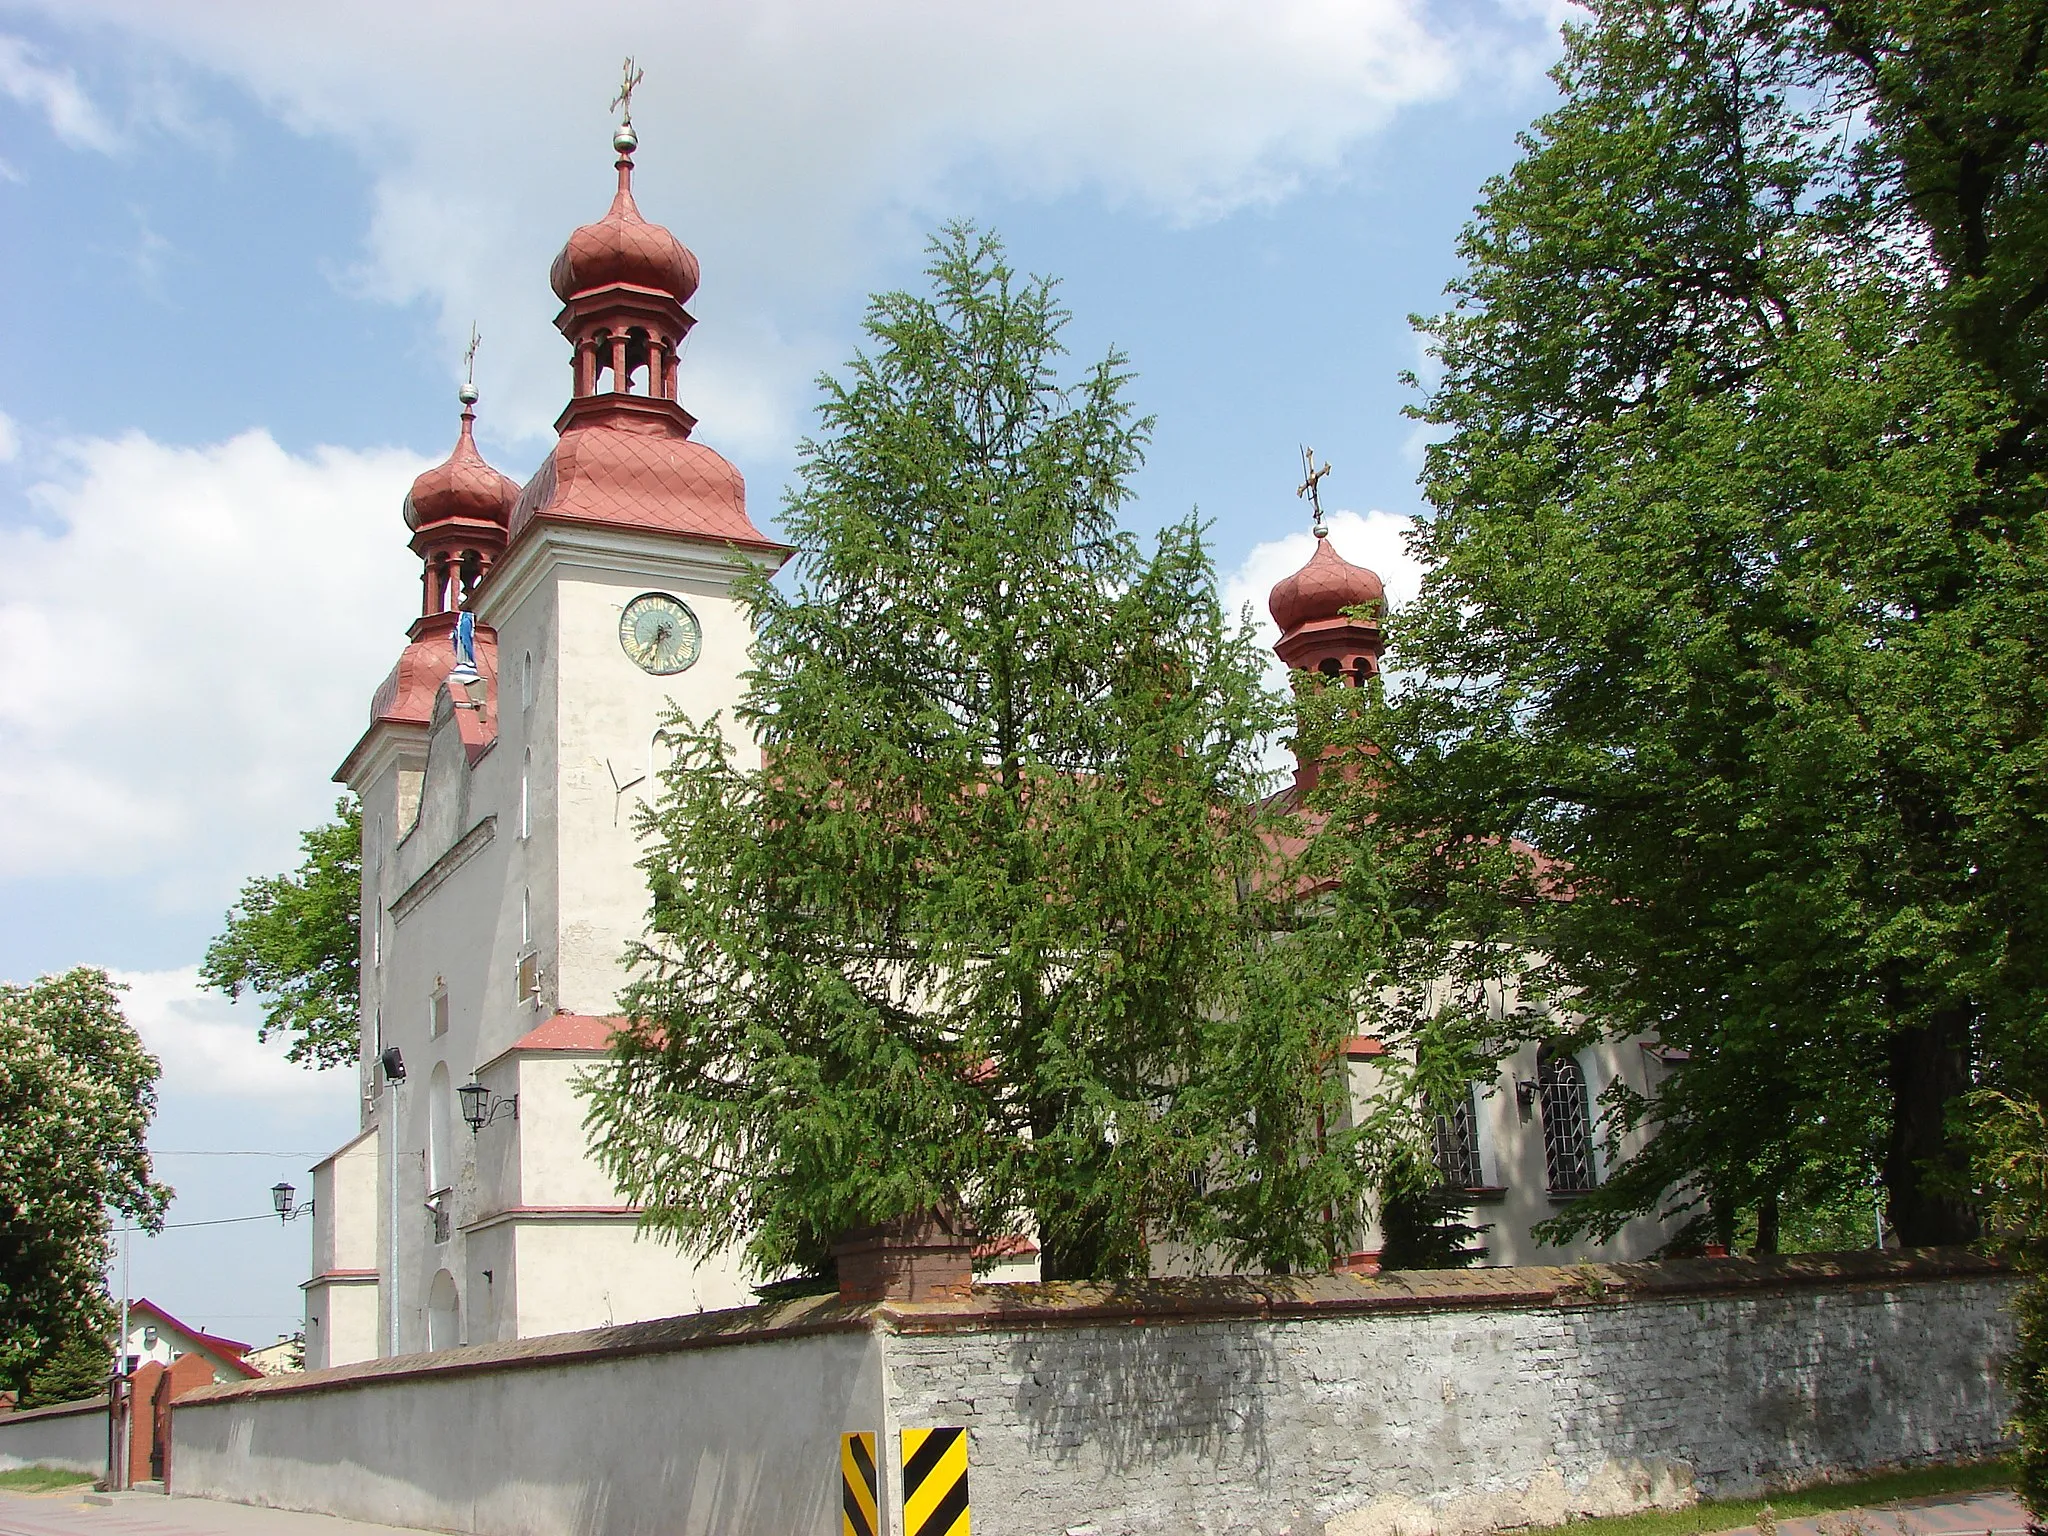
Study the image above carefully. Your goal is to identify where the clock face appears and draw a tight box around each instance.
[618,592,702,675]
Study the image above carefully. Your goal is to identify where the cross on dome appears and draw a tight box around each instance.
[402,377,518,619]
[548,66,700,316]
[1269,455,1385,689]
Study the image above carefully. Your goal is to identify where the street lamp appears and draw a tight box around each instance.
[457,1077,517,1133]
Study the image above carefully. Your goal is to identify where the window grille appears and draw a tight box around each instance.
[1432,1087,1485,1190]
[1538,1047,1598,1193]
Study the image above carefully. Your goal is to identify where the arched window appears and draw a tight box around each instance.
[1432,1084,1485,1190]
[428,1063,454,1195]
[520,650,534,711]
[1537,1046,1597,1193]
[520,749,531,839]
[427,1269,460,1351]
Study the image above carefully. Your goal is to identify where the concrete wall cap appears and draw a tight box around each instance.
[174,1246,2003,1410]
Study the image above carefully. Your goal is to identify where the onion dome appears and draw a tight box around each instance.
[548,126,700,305]
[1269,530,1385,634]
[402,389,521,532]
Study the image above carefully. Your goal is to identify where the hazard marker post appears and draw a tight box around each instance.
[900,1425,969,1536]
[841,1431,880,1536]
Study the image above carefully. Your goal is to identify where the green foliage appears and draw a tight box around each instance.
[1374,1149,1487,1271]
[0,1467,97,1492]
[1335,0,2048,1267]
[20,1333,110,1408]
[581,225,1367,1281]
[1968,1089,2048,1516]
[0,969,169,1392]
[1514,1458,2017,1536]
[201,797,362,1070]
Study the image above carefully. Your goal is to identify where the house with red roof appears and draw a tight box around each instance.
[118,1299,263,1385]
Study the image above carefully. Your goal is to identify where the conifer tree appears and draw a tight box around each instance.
[581,226,1369,1281]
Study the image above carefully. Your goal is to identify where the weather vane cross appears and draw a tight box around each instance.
[612,56,644,127]
[1297,445,1332,535]
[463,324,481,389]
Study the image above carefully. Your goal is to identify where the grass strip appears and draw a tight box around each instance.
[1517,1457,2021,1536]
[0,1466,96,1492]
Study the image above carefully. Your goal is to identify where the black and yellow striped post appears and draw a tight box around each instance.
[841,1432,880,1536]
[900,1426,969,1536]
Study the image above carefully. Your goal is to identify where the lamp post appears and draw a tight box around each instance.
[381,1047,406,1357]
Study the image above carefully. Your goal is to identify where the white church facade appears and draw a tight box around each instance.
[302,123,1680,1369]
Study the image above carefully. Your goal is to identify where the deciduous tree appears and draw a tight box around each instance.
[1336,0,2048,1252]
[0,969,168,1393]
[201,798,361,1069]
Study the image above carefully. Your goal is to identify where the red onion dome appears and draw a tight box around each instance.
[1268,533,1385,634]
[549,143,699,305]
[402,399,520,531]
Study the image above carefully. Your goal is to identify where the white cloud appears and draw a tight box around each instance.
[0,33,120,153]
[113,966,344,1103]
[12,1,1558,450]
[0,410,18,464]
[0,425,425,906]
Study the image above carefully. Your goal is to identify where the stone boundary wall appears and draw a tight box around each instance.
[173,1250,2015,1536]
[0,1395,108,1475]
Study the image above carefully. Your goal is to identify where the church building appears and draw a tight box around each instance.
[301,120,1679,1369]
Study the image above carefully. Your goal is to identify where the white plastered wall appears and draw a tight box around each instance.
[541,543,765,1018]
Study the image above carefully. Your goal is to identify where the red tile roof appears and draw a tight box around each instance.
[126,1299,264,1379]
[508,417,780,553]
[366,612,498,731]
[505,1012,628,1053]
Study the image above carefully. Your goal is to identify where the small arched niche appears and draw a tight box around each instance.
[427,1269,460,1351]
[428,1062,455,1195]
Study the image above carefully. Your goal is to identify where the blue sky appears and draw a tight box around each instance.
[0,1,1568,1346]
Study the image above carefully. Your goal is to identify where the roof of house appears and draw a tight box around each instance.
[126,1299,265,1379]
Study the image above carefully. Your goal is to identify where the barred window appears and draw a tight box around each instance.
[1538,1046,1597,1193]
[1432,1086,1486,1190]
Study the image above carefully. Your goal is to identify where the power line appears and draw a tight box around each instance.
[123,1212,285,1233]
[151,1150,319,1158]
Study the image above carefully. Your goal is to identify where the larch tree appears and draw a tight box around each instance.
[0,968,169,1393]
[201,797,362,1069]
[580,225,1373,1283]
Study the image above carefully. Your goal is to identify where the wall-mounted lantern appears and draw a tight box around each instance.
[457,1077,517,1133]
[271,1181,313,1222]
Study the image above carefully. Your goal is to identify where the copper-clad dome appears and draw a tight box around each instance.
[549,154,699,305]
[1268,533,1385,634]
[402,407,520,531]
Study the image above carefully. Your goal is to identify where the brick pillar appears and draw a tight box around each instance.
[125,1363,164,1486]
[832,1208,974,1303]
